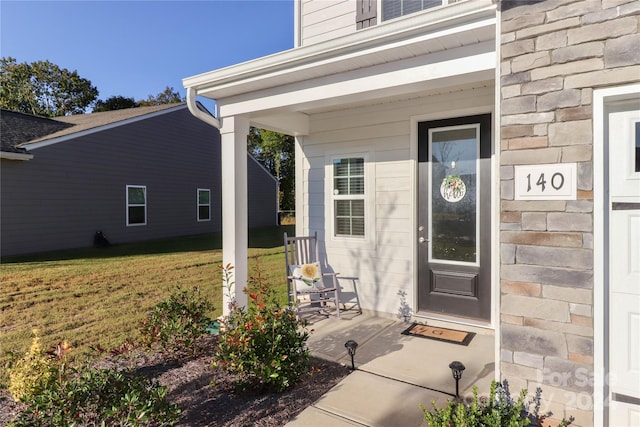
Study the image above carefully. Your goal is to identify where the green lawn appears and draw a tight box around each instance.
[0,226,294,385]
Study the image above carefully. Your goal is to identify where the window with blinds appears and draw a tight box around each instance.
[333,157,365,237]
[382,0,443,21]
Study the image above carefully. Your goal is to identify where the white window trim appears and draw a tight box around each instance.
[126,185,147,227]
[197,188,211,222]
[325,150,375,245]
[379,0,453,23]
[333,157,366,238]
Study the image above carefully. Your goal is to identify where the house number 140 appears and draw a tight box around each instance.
[526,172,565,192]
[514,163,577,200]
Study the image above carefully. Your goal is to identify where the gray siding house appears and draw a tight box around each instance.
[0,104,277,257]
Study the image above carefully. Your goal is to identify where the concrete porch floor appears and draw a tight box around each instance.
[287,311,496,427]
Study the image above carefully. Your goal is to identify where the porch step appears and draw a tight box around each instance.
[289,370,450,427]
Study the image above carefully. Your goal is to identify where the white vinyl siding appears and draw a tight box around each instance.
[300,0,356,46]
[197,188,211,222]
[126,185,146,226]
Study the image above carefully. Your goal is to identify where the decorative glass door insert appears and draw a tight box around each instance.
[428,125,480,265]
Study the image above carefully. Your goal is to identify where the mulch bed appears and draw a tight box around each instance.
[0,335,351,427]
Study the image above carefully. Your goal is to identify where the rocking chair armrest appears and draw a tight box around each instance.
[322,272,340,289]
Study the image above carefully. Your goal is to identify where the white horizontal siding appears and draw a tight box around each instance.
[299,86,494,316]
[377,230,412,247]
[302,0,352,26]
[301,0,356,46]
[376,176,411,192]
[301,0,345,15]
[377,190,411,205]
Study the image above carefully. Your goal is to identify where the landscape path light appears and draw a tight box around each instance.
[344,340,358,370]
[449,360,466,399]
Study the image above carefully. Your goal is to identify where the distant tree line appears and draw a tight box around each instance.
[93,88,184,112]
[0,57,183,117]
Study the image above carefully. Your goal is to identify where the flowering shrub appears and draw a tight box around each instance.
[140,285,215,357]
[8,330,55,402]
[215,261,310,392]
[421,379,574,427]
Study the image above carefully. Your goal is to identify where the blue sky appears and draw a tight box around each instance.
[0,0,294,105]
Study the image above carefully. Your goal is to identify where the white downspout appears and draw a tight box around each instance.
[186,87,220,129]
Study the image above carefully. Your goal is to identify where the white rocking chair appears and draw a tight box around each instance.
[284,232,340,319]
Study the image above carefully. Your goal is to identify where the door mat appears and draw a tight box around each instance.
[401,323,475,346]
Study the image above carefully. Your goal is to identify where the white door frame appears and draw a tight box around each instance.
[593,83,640,427]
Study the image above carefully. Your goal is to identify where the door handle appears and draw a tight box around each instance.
[419,237,430,243]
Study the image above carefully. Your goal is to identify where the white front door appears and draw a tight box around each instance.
[609,106,640,425]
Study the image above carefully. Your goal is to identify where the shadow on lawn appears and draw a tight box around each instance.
[1,225,295,264]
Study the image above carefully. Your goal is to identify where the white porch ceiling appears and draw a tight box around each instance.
[183,0,497,134]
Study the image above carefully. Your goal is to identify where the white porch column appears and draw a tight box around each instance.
[220,116,249,315]
[294,135,305,237]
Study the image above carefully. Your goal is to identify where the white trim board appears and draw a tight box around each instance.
[593,83,640,427]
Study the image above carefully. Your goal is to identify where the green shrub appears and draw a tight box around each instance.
[10,365,180,427]
[215,261,310,392]
[421,380,574,427]
[140,285,215,357]
[9,335,180,427]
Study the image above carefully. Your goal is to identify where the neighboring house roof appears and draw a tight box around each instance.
[1,103,183,148]
[21,103,184,146]
[0,110,72,155]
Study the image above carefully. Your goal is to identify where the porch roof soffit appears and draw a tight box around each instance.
[183,0,496,128]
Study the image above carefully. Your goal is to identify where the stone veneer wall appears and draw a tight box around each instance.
[499,0,640,426]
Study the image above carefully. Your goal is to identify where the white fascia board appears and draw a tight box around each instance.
[195,18,495,102]
[218,41,496,117]
[22,104,187,151]
[0,151,34,161]
[183,0,495,97]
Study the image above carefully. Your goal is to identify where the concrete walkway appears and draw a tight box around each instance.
[286,312,495,427]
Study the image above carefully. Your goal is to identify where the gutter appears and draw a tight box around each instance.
[0,151,33,161]
[186,87,220,129]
